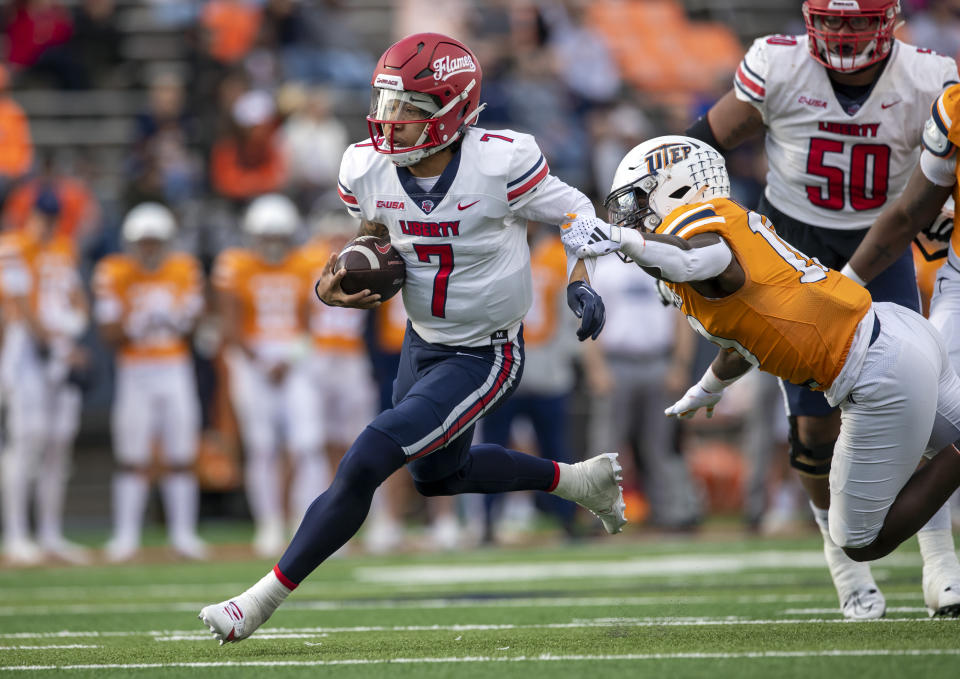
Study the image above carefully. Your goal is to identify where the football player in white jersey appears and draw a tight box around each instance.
[684,0,960,619]
[199,32,625,644]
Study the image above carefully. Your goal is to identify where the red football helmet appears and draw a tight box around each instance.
[803,0,900,72]
[367,33,485,167]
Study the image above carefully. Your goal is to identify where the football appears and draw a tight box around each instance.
[335,235,406,300]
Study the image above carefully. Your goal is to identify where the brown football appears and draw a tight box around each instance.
[334,236,405,300]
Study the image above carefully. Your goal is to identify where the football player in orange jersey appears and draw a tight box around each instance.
[685,0,960,619]
[212,194,328,558]
[93,203,207,562]
[0,189,90,565]
[562,136,960,579]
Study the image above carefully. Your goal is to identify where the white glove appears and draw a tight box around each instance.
[560,213,623,258]
[665,382,723,419]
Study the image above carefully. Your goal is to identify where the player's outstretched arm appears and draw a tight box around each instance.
[314,252,382,309]
[665,348,753,419]
[845,165,953,286]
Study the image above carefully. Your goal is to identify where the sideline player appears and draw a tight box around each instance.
[93,203,207,562]
[565,135,960,581]
[199,32,624,644]
[0,189,90,565]
[684,0,960,618]
[844,83,960,615]
[212,194,328,558]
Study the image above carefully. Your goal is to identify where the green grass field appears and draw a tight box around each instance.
[1,525,957,678]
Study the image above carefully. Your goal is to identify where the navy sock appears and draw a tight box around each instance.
[413,444,557,496]
[277,427,405,584]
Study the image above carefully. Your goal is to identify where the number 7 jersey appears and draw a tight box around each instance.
[338,126,592,347]
[735,35,957,230]
[658,198,871,391]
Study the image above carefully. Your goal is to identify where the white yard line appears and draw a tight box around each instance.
[0,645,99,650]
[0,615,943,643]
[3,649,960,671]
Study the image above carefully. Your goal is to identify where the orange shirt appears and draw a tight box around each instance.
[1,177,96,238]
[210,137,286,201]
[299,238,367,354]
[0,229,80,329]
[523,235,568,346]
[201,1,261,64]
[0,98,33,180]
[374,295,408,354]
[211,247,312,345]
[92,252,203,362]
[659,197,871,390]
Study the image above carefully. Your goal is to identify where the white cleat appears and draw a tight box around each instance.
[3,539,43,566]
[922,565,960,618]
[104,537,139,564]
[554,453,627,534]
[840,586,887,620]
[41,538,93,566]
[171,535,209,561]
[199,593,271,645]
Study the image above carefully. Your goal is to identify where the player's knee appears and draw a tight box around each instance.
[788,416,834,477]
[335,427,405,489]
[412,476,457,497]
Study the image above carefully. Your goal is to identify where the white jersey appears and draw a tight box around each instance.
[338,126,593,347]
[735,36,957,230]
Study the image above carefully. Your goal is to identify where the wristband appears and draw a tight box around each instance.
[840,263,866,287]
[699,366,742,394]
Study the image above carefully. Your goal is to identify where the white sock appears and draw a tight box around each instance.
[242,567,295,620]
[112,472,149,547]
[160,472,200,544]
[918,503,959,573]
[245,450,283,528]
[550,462,575,499]
[810,501,876,596]
[289,451,331,525]
[1,443,32,545]
[36,441,70,545]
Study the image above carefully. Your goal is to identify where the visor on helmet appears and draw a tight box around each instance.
[367,88,442,154]
[604,174,661,232]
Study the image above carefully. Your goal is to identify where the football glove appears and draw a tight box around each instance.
[560,214,623,258]
[665,383,723,419]
[566,280,606,341]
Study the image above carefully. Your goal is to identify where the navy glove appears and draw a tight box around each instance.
[566,280,606,341]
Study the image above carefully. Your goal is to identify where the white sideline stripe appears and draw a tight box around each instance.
[0,591,931,618]
[152,616,945,641]
[784,607,927,615]
[0,615,940,642]
[353,550,920,585]
[0,645,99,650]
[4,649,960,671]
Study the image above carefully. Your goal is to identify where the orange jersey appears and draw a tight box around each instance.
[299,239,367,354]
[0,229,81,330]
[929,85,960,267]
[658,198,871,390]
[92,252,203,361]
[0,98,33,180]
[523,235,568,346]
[211,247,311,345]
[374,295,408,354]
[1,177,96,239]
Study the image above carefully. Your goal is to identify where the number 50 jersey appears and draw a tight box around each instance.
[338,126,592,348]
[735,35,957,231]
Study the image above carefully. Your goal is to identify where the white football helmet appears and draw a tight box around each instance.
[604,135,730,232]
[242,193,300,236]
[122,202,176,242]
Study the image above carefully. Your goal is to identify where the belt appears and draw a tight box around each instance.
[869,313,881,347]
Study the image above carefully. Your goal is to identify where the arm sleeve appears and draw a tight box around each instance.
[620,229,733,282]
[733,37,771,116]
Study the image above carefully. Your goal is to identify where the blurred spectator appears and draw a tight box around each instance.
[2,154,100,242]
[481,224,579,542]
[538,0,622,116]
[278,85,349,208]
[3,0,86,89]
[200,0,261,67]
[589,102,656,202]
[131,71,201,208]
[902,0,960,59]
[0,64,33,202]
[69,0,123,88]
[394,0,473,43]
[210,90,286,203]
[584,255,703,531]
